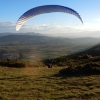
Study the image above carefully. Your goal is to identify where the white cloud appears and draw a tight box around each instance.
[0,21,100,38]
[77,22,100,31]
[0,22,15,26]
[93,18,100,21]
[0,22,16,32]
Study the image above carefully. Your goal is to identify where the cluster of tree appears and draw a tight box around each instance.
[51,54,100,76]
[0,60,25,68]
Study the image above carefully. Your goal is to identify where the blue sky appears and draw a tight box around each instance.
[1,0,100,37]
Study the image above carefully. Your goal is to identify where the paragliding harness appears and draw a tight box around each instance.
[47,59,52,68]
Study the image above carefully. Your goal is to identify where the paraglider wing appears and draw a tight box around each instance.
[16,5,83,31]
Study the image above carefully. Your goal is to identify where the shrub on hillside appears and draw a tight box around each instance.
[0,60,26,68]
[59,62,100,76]
[81,63,100,75]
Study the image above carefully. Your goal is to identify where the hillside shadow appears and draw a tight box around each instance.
[52,66,100,78]
[0,75,27,81]
[53,73,87,78]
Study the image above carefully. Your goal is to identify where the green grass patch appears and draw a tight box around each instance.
[0,66,100,100]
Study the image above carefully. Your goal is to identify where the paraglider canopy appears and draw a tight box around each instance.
[16,5,83,31]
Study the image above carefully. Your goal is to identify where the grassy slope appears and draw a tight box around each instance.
[0,66,100,100]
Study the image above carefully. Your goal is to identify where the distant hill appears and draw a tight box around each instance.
[0,35,79,59]
[73,37,100,44]
[0,32,42,37]
[50,43,100,66]
[0,34,74,45]
[0,34,100,60]
[71,43,100,56]
[0,34,100,45]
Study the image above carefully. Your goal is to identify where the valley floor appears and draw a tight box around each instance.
[0,66,100,100]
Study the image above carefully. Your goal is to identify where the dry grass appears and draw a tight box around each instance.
[0,66,100,100]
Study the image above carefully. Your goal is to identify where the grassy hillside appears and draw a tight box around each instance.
[0,67,100,100]
[52,43,100,64]
[45,44,100,76]
[72,43,100,56]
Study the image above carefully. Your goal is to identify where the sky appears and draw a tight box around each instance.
[1,0,100,38]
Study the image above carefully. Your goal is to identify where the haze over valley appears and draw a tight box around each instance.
[0,32,100,60]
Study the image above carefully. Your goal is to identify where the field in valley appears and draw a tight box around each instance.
[0,66,100,100]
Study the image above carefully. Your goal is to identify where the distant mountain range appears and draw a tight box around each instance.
[0,32,100,45]
[0,32,43,37]
[0,33,100,60]
[73,43,100,56]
